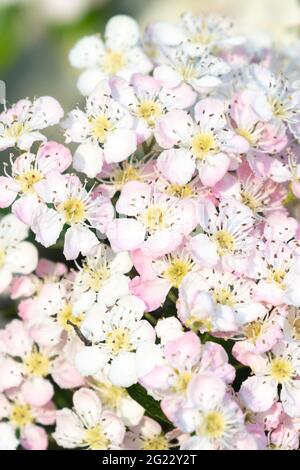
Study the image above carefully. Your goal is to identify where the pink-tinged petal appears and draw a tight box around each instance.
[104,129,137,164]
[130,276,170,312]
[5,241,38,274]
[194,98,226,126]
[73,142,104,178]
[0,269,12,294]
[239,376,277,412]
[131,249,156,279]
[107,219,145,252]
[30,96,64,129]
[53,409,85,448]
[52,359,85,389]
[198,153,230,187]
[155,109,192,149]
[0,176,18,207]
[188,373,226,409]
[165,83,197,109]
[36,258,67,277]
[190,233,219,267]
[21,378,54,407]
[21,424,48,450]
[153,65,182,88]
[88,194,114,232]
[29,319,62,346]
[18,298,37,321]
[142,229,182,257]
[140,365,172,391]
[202,342,235,383]
[157,148,195,185]
[35,401,56,426]
[73,388,102,428]
[164,331,201,368]
[116,181,151,216]
[0,319,32,356]
[63,226,99,260]
[264,212,297,242]
[132,73,161,95]
[10,276,36,299]
[281,381,300,418]
[161,396,185,423]
[37,141,72,173]
[31,205,64,247]
[102,411,125,445]
[12,194,41,226]
[0,358,23,391]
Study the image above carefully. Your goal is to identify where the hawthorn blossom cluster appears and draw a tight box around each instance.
[0,13,300,451]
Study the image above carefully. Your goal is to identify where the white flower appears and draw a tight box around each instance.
[239,341,300,417]
[63,82,137,178]
[69,15,152,96]
[72,244,132,312]
[0,97,63,151]
[53,387,125,449]
[0,214,38,293]
[75,295,156,387]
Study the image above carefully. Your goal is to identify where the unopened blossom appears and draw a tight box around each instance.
[53,388,125,449]
[0,214,38,293]
[0,97,63,151]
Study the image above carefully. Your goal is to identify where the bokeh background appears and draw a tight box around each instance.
[1,0,300,322]
[1,0,300,111]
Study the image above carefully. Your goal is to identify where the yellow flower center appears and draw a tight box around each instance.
[180,63,197,81]
[213,288,235,306]
[57,304,83,331]
[200,411,226,439]
[243,321,263,343]
[164,258,192,288]
[106,328,131,354]
[10,402,34,428]
[83,265,110,291]
[58,198,86,224]
[84,426,109,450]
[241,191,261,212]
[5,122,26,139]
[191,132,216,160]
[0,246,5,268]
[16,169,43,193]
[268,269,286,289]
[24,351,50,377]
[94,381,126,409]
[172,371,193,394]
[144,205,167,232]
[270,98,287,119]
[271,358,294,383]
[167,183,194,198]
[136,100,162,127]
[214,230,235,256]
[292,317,300,340]
[102,49,126,75]
[89,115,114,143]
[113,163,141,189]
[186,315,212,332]
[143,435,169,450]
[236,128,254,145]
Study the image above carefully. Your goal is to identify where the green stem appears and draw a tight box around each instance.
[144,312,157,326]
[167,291,178,304]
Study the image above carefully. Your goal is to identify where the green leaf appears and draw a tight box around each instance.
[127,384,173,428]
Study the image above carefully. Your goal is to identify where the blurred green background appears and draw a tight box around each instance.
[1,0,300,111]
